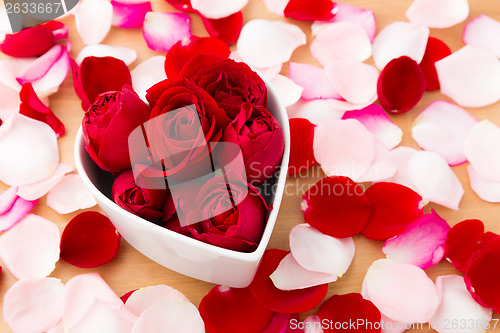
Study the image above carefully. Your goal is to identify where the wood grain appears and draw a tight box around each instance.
[0,0,500,331]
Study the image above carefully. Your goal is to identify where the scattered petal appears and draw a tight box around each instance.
[288,118,316,176]
[165,0,195,12]
[406,0,469,28]
[120,290,137,304]
[326,96,377,113]
[468,165,500,203]
[125,285,188,316]
[262,312,301,333]
[464,120,500,182]
[288,62,341,100]
[191,0,248,19]
[0,26,55,58]
[382,146,418,191]
[143,12,191,52]
[303,315,324,333]
[372,21,429,70]
[42,21,69,42]
[271,74,303,107]
[287,99,344,125]
[0,195,37,232]
[444,219,486,273]
[436,46,500,107]
[0,186,18,214]
[0,214,60,279]
[284,0,335,21]
[111,0,152,28]
[419,37,451,91]
[463,15,500,58]
[131,55,167,101]
[47,174,97,214]
[76,44,137,66]
[412,100,478,166]
[201,11,243,45]
[356,143,396,183]
[237,19,306,68]
[74,0,113,45]
[262,0,289,15]
[17,163,73,200]
[70,299,137,333]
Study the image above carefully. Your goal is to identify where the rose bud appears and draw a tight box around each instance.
[112,169,169,221]
[82,85,151,174]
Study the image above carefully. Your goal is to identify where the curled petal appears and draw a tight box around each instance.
[271,74,303,107]
[372,21,429,70]
[444,219,486,273]
[0,26,54,58]
[464,120,500,183]
[132,56,167,101]
[47,174,97,214]
[468,165,500,203]
[201,11,243,45]
[143,12,191,52]
[287,99,344,125]
[382,210,450,269]
[284,0,335,21]
[311,22,372,66]
[419,37,451,91]
[76,44,137,66]
[463,15,500,58]
[191,0,248,19]
[288,118,316,176]
[0,195,37,232]
[405,0,469,28]
[288,62,341,100]
[356,143,396,183]
[237,19,306,68]
[74,0,113,45]
[382,146,418,191]
[0,214,60,279]
[17,163,74,200]
[436,46,500,108]
[412,100,478,166]
[111,0,152,28]
[125,285,188,316]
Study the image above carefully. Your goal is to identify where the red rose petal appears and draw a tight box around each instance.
[377,56,426,114]
[419,37,451,91]
[41,21,68,41]
[164,36,230,79]
[199,285,273,333]
[262,312,302,333]
[0,26,54,58]
[19,83,65,137]
[284,0,335,21]
[165,0,195,12]
[288,118,316,176]
[318,293,381,333]
[60,211,121,268]
[120,290,138,304]
[302,176,371,238]
[250,249,328,313]
[362,182,424,241]
[444,219,486,272]
[201,11,243,45]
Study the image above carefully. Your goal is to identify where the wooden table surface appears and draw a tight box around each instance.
[1,0,500,331]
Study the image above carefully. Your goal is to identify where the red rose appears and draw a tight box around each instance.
[179,55,267,120]
[82,85,151,173]
[112,169,170,221]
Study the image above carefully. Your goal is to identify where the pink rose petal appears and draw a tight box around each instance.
[131,55,167,101]
[46,174,97,214]
[327,95,377,113]
[271,74,303,107]
[70,299,137,333]
[0,186,18,214]
[364,259,440,323]
[383,210,450,270]
[463,15,500,58]
[143,12,191,52]
[47,322,64,333]
[0,195,37,232]
[286,99,344,125]
[406,0,469,28]
[3,277,64,333]
[0,214,60,279]
[313,118,376,181]
[262,0,289,15]
[412,100,478,166]
[17,163,74,201]
[372,21,429,70]
[0,58,33,91]
[76,44,137,66]
[436,46,500,107]
[464,120,500,183]
[191,0,248,19]
[407,151,464,210]
[430,275,493,333]
[0,114,59,186]
[342,104,403,150]
[311,22,372,66]
[237,19,306,68]
[356,143,397,183]
[290,224,355,277]
[270,253,338,290]
[303,315,324,333]
[468,165,500,203]
[325,60,378,104]
[382,146,418,191]
[288,62,341,100]
[0,81,20,117]
[74,0,113,45]
[111,0,152,28]
[125,285,189,316]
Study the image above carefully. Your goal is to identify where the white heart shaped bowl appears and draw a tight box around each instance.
[74,78,290,288]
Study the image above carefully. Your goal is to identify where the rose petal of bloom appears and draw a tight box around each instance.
[143,12,191,52]
[0,114,59,186]
[290,224,355,277]
[364,259,440,323]
[199,285,273,333]
[468,165,500,203]
[270,253,338,290]
[342,104,402,150]
[465,237,500,312]
[412,100,478,166]
[0,195,37,232]
[318,293,382,333]
[201,11,243,45]
[382,210,450,270]
[111,0,152,28]
[287,99,345,125]
[302,176,371,238]
[125,285,188,316]
[377,56,426,114]
[372,21,429,70]
[0,214,60,279]
[191,0,248,19]
[288,118,316,176]
[74,0,113,45]
[419,37,451,91]
[464,120,500,183]
[284,0,335,21]
[271,74,303,107]
[362,182,423,240]
[436,46,500,108]
[262,313,302,333]
[3,277,65,333]
[382,146,418,192]
[60,211,121,268]
[46,174,97,214]
[131,56,166,101]
[17,163,74,200]
[0,25,54,58]
[407,151,464,210]
[250,249,329,313]
[355,143,396,183]
[310,22,372,66]
[325,60,378,104]
[165,0,195,12]
[444,219,487,272]
[288,62,341,100]
[405,0,469,28]
[70,299,137,333]
[76,44,137,66]
[237,19,306,68]
[463,15,500,58]
[430,275,493,333]
[313,118,376,180]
